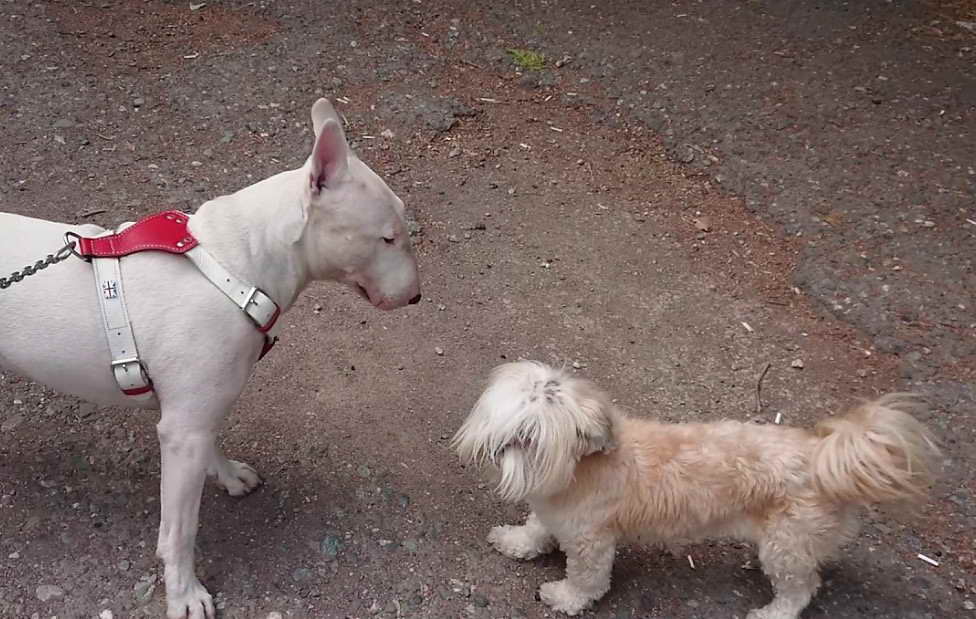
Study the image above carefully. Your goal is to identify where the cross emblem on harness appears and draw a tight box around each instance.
[102,280,119,299]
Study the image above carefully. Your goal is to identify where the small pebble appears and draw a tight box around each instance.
[321,534,342,558]
[36,584,64,602]
[964,600,975,611]
[133,579,155,603]
[790,359,804,369]
[99,611,114,619]
[267,613,284,619]
[435,347,445,356]
[1,414,25,431]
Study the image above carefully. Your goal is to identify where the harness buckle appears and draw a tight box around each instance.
[242,287,281,333]
[111,358,153,396]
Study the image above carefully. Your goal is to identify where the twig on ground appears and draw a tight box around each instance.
[756,362,772,416]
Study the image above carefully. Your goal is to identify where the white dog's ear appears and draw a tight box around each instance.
[311,98,342,135]
[308,99,349,194]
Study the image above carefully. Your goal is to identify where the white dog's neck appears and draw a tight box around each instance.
[189,168,311,311]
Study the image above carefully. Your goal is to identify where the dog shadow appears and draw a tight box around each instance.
[597,543,939,618]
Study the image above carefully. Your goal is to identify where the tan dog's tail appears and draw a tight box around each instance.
[811,394,940,506]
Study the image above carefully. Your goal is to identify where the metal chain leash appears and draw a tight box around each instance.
[0,239,79,290]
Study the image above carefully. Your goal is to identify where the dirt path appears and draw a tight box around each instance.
[0,1,972,618]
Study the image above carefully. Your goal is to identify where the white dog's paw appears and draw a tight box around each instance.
[166,579,214,619]
[538,579,594,616]
[215,459,262,497]
[487,524,555,560]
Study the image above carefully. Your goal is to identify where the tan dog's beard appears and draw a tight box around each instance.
[492,446,576,502]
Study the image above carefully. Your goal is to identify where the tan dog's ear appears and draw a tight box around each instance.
[574,380,618,456]
[578,426,616,455]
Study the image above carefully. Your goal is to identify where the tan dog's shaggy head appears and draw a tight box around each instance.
[452,361,618,501]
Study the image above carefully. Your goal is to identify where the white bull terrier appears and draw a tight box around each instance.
[0,99,421,618]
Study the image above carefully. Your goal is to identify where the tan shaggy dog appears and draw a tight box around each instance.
[453,361,940,618]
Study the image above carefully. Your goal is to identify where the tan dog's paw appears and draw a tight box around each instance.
[487,524,556,560]
[746,607,797,619]
[538,579,593,616]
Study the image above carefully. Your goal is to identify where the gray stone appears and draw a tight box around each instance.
[35,584,64,602]
[321,534,342,558]
[1,414,24,432]
[133,580,155,603]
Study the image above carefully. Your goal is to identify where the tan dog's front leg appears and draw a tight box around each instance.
[539,533,615,616]
[156,419,217,619]
[488,512,557,559]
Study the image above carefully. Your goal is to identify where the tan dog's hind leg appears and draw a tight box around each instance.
[488,512,557,560]
[539,532,615,616]
[747,512,837,619]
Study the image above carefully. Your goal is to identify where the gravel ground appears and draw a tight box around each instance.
[0,1,973,618]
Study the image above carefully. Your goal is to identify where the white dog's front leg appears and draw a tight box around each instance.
[488,512,557,559]
[539,534,615,616]
[156,421,217,619]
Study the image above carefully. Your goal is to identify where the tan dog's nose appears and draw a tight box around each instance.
[409,293,422,305]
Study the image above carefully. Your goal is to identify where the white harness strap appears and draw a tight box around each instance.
[91,226,154,399]
[184,247,280,334]
[87,217,280,399]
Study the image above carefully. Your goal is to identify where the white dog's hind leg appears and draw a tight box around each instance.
[539,533,615,616]
[208,448,262,497]
[156,420,218,619]
[487,512,557,560]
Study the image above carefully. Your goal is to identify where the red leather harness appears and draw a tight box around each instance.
[75,210,200,258]
[71,211,280,397]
